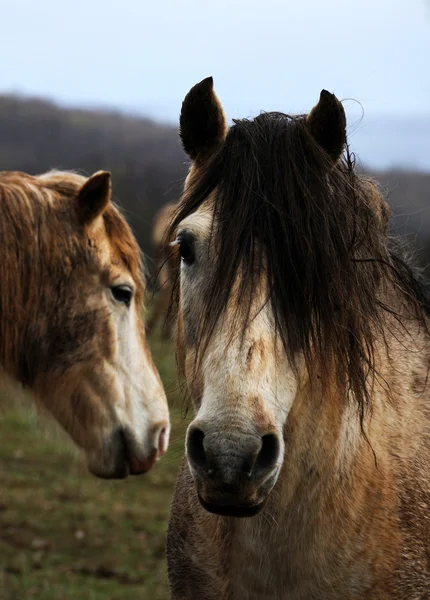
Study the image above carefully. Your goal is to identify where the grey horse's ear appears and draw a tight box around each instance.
[306,90,346,162]
[76,171,111,225]
[180,76,228,161]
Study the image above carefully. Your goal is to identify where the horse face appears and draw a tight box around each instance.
[174,206,298,516]
[26,171,170,478]
[173,77,353,515]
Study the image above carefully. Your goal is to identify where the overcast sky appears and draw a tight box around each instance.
[1,0,430,168]
[1,0,429,120]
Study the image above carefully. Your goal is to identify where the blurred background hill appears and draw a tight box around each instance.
[0,94,186,260]
[0,93,429,270]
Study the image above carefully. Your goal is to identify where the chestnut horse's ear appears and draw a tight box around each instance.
[306,90,346,162]
[76,171,111,225]
[180,76,228,161]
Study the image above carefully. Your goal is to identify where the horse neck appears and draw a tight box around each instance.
[0,182,41,385]
[225,302,430,594]
[279,375,368,501]
[247,314,429,531]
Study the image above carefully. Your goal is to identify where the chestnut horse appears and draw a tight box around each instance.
[166,77,430,599]
[146,201,178,340]
[0,169,169,478]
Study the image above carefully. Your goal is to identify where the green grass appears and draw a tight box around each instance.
[0,331,188,600]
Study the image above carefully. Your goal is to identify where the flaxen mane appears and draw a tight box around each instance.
[0,167,170,478]
[169,112,430,417]
[0,170,144,385]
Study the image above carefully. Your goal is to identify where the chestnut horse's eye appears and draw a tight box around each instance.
[111,285,133,306]
[177,232,195,265]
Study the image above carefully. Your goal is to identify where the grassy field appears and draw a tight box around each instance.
[0,331,188,600]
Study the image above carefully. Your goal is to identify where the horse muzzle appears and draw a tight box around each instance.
[86,422,169,479]
[186,423,282,517]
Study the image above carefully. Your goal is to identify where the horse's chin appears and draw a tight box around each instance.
[197,494,266,518]
[86,452,130,479]
[85,431,131,479]
[85,426,163,479]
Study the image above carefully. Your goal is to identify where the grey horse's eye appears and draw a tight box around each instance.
[177,231,195,265]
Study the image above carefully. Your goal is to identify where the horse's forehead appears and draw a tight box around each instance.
[91,222,115,260]
[178,204,213,237]
[89,220,132,280]
[2,171,139,284]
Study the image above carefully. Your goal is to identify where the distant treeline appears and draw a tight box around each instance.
[0,95,187,260]
[0,94,429,272]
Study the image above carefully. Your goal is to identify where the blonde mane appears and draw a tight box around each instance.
[0,169,144,383]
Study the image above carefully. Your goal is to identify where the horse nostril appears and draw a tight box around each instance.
[157,426,168,456]
[255,433,280,472]
[187,426,208,471]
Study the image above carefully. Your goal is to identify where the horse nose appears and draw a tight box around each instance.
[120,421,169,475]
[186,424,280,482]
[156,423,169,457]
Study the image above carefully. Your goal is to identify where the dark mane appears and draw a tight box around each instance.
[170,112,430,416]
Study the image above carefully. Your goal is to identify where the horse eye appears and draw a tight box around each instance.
[177,233,195,265]
[111,285,133,306]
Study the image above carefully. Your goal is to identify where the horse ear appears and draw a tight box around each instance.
[306,90,346,162]
[76,171,111,225]
[180,76,228,161]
